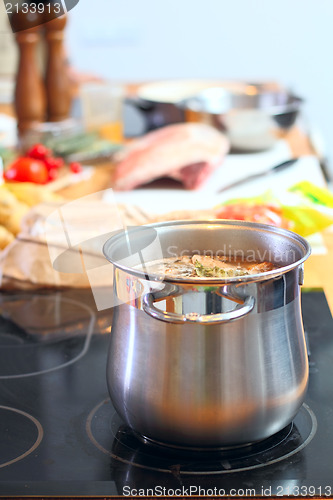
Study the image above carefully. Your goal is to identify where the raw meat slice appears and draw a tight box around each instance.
[113,123,229,190]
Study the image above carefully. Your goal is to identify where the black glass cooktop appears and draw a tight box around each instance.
[0,289,332,498]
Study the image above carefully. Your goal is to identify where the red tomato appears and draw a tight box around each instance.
[43,156,64,170]
[4,157,49,184]
[70,162,83,174]
[216,203,284,227]
[27,143,52,161]
[47,168,59,182]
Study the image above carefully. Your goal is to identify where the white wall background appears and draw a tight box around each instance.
[66,0,333,167]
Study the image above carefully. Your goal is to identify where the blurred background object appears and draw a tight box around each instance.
[13,10,47,135]
[0,0,332,182]
[80,82,124,143]
[125,81,303,151]
[61,0,332,174]
[44,13,72,123]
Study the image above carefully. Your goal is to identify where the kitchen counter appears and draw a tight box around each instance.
[304,229,333,311]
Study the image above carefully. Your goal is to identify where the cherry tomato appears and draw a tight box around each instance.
[70,162,83,174]
[43,156,64,170]
[27,143,52,161]
[4,157,49,184]
[47,168,59,182]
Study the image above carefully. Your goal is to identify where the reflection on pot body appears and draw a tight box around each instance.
[104,221,311,448]
[107,275,308,447]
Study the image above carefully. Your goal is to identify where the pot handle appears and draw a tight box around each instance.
[142,287,255,325]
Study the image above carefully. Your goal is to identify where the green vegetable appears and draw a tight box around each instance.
[0,147,16,167]
[44,132,98,156]
[194,261,248,278]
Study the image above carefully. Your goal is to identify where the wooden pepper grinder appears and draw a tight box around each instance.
[14,16,46,136]
[44,15,72,122]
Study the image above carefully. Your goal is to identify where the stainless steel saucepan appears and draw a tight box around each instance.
[103,220,311,449]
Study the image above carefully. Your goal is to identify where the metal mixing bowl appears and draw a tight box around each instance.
[179,83,303,151]
[127,81,303,151]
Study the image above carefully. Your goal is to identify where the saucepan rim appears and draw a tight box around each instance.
[103,219,311,285]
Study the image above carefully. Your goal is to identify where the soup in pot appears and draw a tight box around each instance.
[142,254,276,279]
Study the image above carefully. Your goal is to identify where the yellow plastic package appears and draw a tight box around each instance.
[281,181,333,236]
[217,181,333,237]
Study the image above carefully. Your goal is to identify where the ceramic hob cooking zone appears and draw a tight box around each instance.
[0,289,332,498]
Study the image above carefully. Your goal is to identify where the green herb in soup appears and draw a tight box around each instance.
[143,254,275,279]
